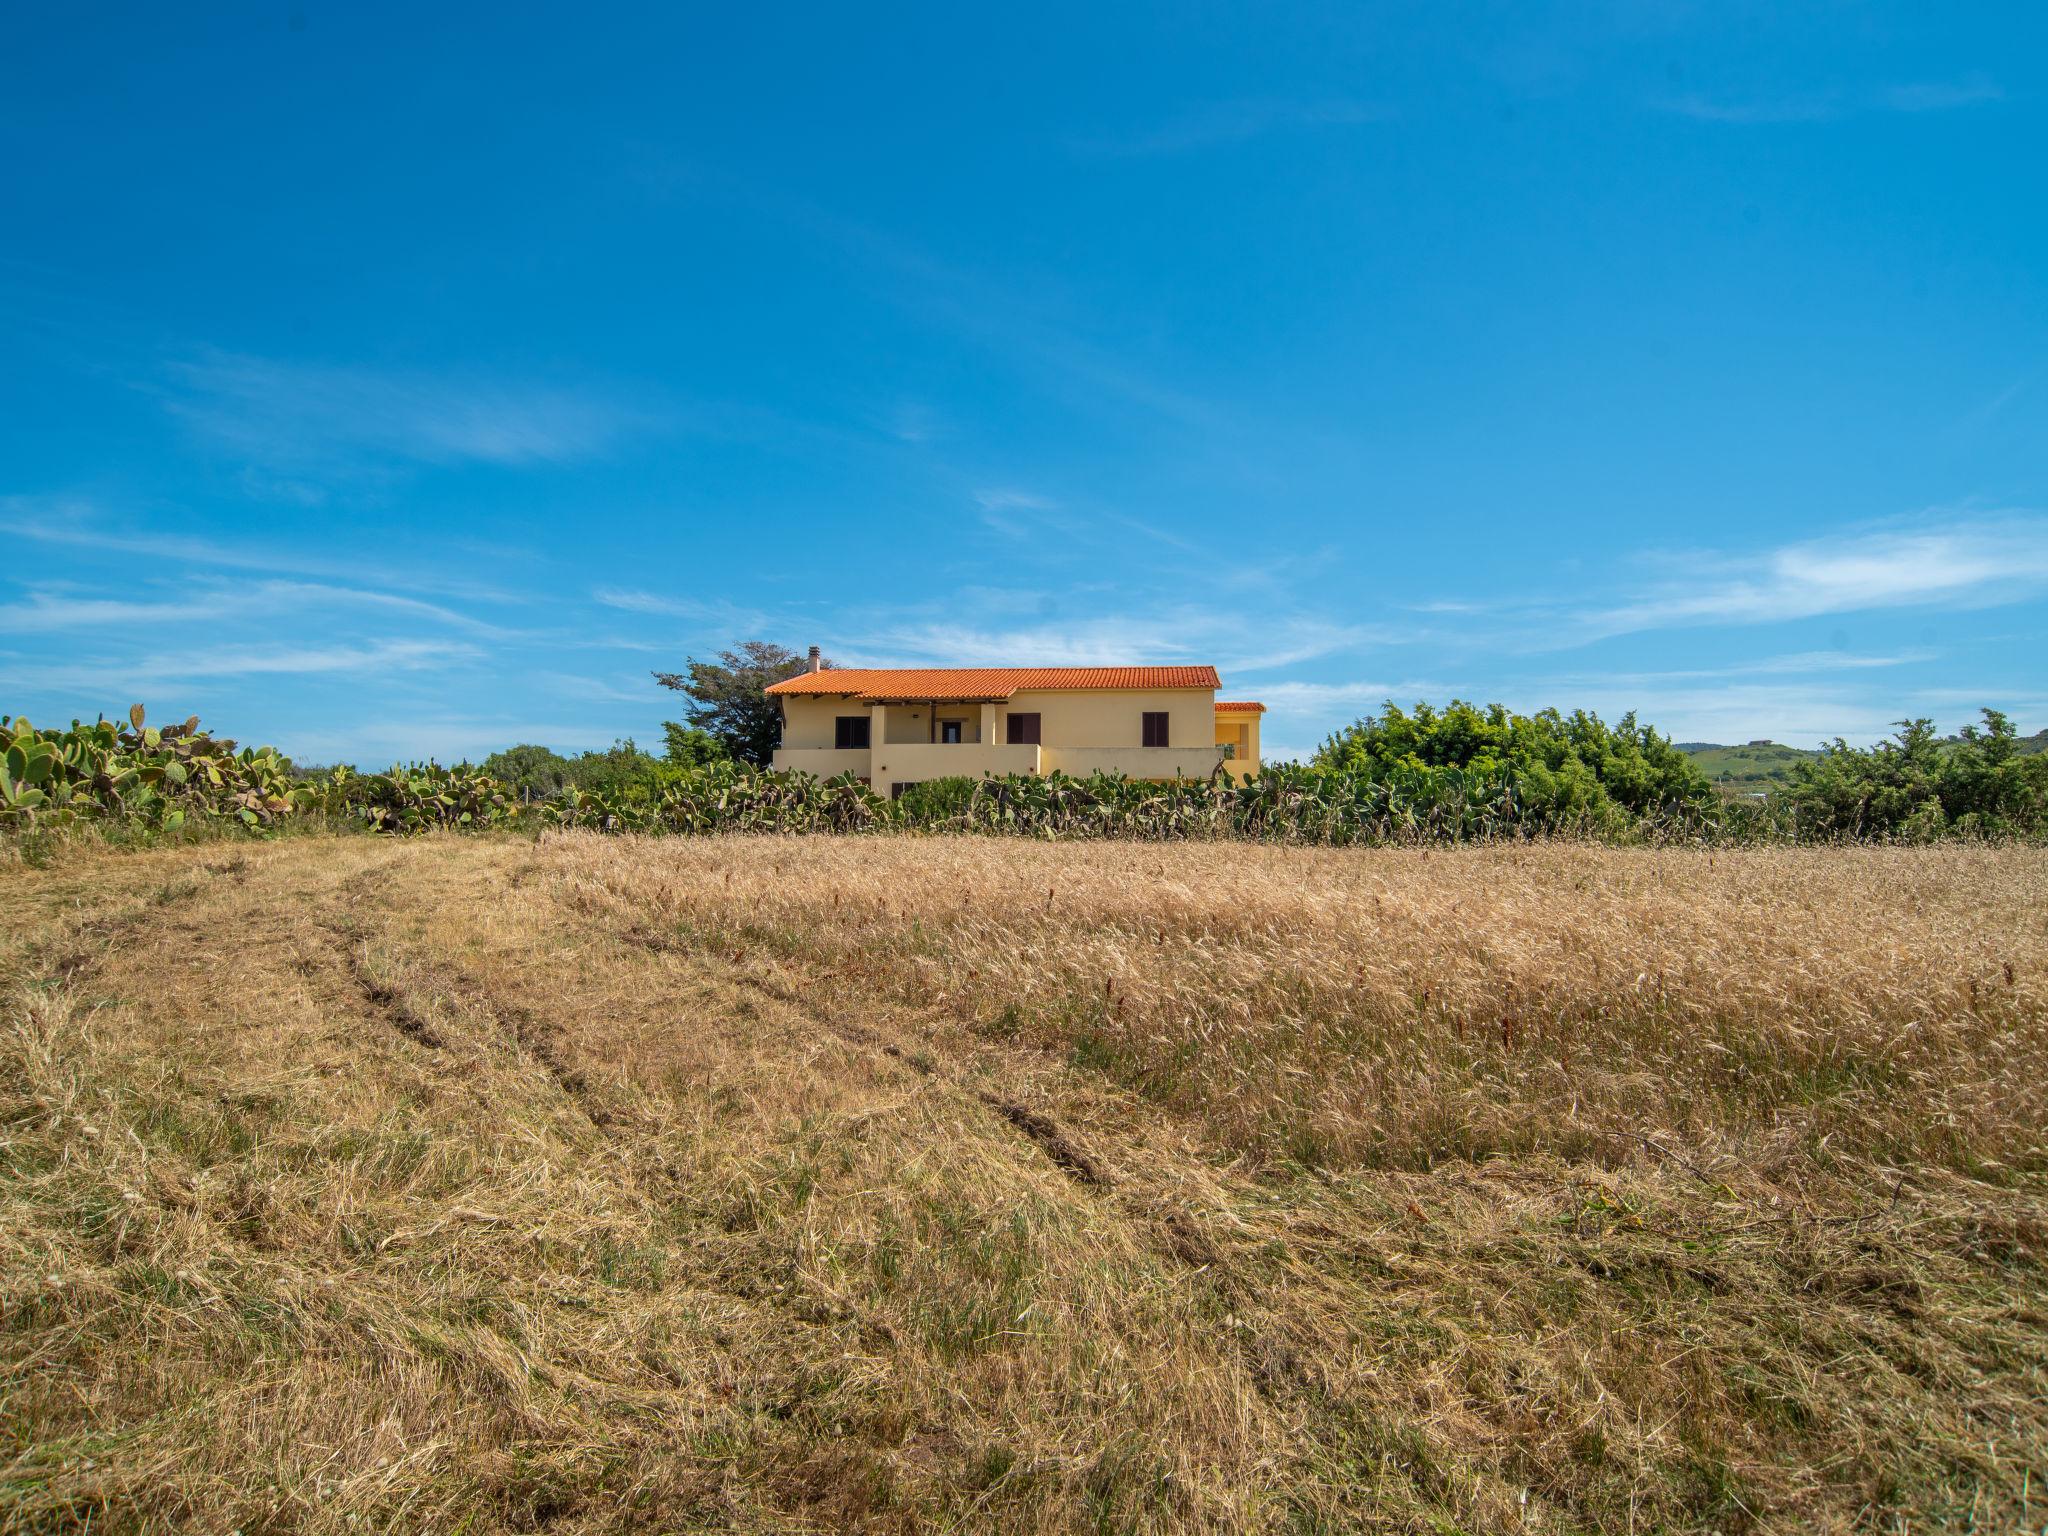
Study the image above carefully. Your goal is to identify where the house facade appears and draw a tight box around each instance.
[766,655,1264,797]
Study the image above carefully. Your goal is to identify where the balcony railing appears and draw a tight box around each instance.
[869,742,1042,781]
[1039,746,1226,780]
[774,742,1227,784]
[770,747,875,778]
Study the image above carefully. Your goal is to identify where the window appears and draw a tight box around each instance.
[1142,711,1170,748]
[834,715,871,750]
[1006,712,1041,745]
[940,719,962,744]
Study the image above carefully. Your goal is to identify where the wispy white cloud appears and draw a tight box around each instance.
[5,496,523,601]
[591,588,769,630]
[1881,77,2005,113]
[973,488,1057,514]
[1071,97,1388,156]
[967,487,1206,557]
[1655,74,2001,125]
[840,615,1198,668]
[157,350,648,474]
[1654,91,1840,125]
[1220,621,1396,674]
[1251,678,1454,713]
[972,487,1060,538]
[532,670,669,706]
[1566,649,1936,682]
[836,598,1375,678]
[2,639,481,697]
[0,591,231,632]
[1581,517,2048,640]
[884,401,944,444]
[0,578,521,638]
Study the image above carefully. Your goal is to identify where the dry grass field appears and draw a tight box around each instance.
[2,832,2045,1534]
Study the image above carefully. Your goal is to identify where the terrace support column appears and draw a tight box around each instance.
[869,702,888,795]
[979,702,998,749]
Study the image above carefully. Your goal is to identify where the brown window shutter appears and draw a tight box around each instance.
[1007,712,1041,745]
[1142,711,1169,748]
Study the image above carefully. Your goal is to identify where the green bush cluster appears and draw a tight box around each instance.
[1314,700,1716,832]
[1779,711,2048,840]
[480,729,730,805]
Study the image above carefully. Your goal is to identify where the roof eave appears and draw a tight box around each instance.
[859,693,1015,705]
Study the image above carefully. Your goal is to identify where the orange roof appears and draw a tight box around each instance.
[767,665,1221,703]
[1215,700,1266,713]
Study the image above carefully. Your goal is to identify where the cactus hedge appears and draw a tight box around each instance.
[0,704,1854,846]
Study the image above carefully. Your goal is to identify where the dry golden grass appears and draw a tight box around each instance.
[2,831,2044,1534]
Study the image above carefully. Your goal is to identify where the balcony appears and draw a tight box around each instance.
[869,742,1042,784]
[1040,746,1226,781]
[774,742,1226,791]
[771,748,875,779]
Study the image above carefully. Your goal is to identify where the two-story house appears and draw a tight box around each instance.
[766,651,1263,798]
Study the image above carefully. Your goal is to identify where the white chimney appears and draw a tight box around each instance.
[807,644,822,672]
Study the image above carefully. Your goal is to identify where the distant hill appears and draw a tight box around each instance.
[1679,728,2047,795]
[1678,741,1818,794]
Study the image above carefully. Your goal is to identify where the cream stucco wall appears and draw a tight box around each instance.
[1000,688,1213,750]
[778,695,880,751]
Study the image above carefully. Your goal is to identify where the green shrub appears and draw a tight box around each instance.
[1315,700,1714,832]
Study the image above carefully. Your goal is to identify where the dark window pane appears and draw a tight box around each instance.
[835,716,871,749]
[1142,711,1169,748]
[1006,712,1041,745]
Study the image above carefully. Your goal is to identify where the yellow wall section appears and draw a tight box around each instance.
[1215,711,1262,781]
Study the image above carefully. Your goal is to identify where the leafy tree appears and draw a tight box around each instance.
[653,642,821,767]
[482,740,673,803]
[481,744,573,800]
[661,721,730,767]
[565,738,665,802]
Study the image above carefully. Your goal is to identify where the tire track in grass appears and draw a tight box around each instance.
[331,933,448,1050]
[622,919,1323,1396]
[530,855,1323,1413]
[589,906,1305,1392]
[615,920,1119,1192]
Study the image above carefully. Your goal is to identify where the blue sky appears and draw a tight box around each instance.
[4,3,2045,765]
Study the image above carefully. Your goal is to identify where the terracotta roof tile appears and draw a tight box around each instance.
[1214,701,1266,713]
[767,665,1221,702]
